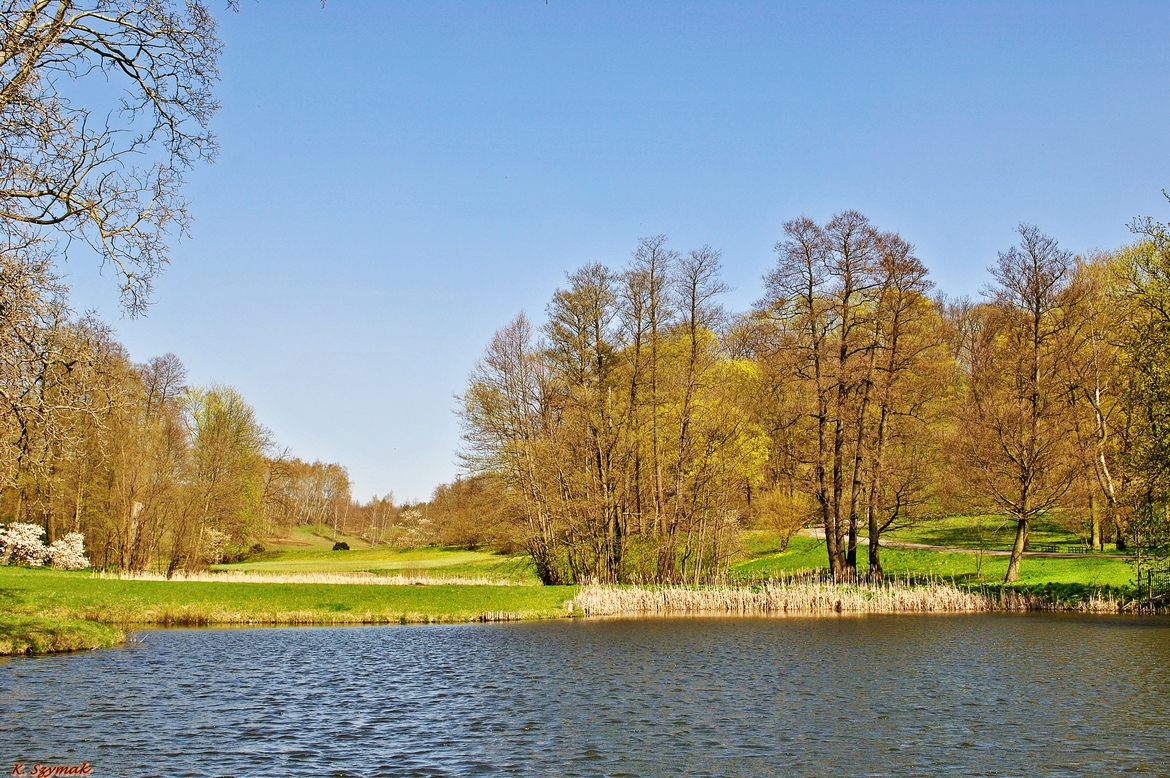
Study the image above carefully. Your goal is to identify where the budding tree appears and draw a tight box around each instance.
[966,225,1078,582]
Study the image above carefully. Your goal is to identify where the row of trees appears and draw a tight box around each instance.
[0,251,417,570]
[458,204,1170,585]
[460,242,767,585]
[13,200,1159,581]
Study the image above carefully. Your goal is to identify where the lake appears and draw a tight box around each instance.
[2,615,1169,776]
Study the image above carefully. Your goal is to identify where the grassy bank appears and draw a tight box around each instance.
[0,614,123,656]
[0,566,574,627]
[2,567,1125,638]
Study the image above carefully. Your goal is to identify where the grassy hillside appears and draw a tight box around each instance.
[884,513,1118,551]
[731,533,1135,591]
[215,527,538,582]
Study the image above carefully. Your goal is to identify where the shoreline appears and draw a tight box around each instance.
[0,568,1154,656]
[0,615,124,656]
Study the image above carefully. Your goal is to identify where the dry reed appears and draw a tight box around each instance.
[570,577,1121,617]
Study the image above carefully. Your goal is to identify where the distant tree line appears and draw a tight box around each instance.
[0,260,415,570]
[455,203,1170,585]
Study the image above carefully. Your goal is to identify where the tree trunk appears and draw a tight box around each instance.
[1089,490,1102,551]
[867,407,889,580]
[831,411,848,577]
[1005,518,1029,582]
[846,354,877,575]
[817,405,838,577]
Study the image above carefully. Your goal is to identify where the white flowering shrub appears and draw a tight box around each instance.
[47,532,89,570]
[201,528,231,564]
[393,508,434,549]
[0,522,49,566]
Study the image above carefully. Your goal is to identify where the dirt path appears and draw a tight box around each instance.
[798,528,1125,559]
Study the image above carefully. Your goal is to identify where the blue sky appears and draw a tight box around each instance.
[67,1,1170,501]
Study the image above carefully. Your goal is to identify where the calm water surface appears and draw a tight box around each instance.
[2,615,1169,777]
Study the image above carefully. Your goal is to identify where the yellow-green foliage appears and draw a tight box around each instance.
[688,357,770,486]
[186,385,270,541]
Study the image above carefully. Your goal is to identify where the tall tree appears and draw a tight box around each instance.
[757,212,888,578]
[184,384,268,564]
[460,313,564,583]
[822,211,880,577]
[758,216,838,573]
[863,232,946,579]
[1063,253,1126,550]
[966,225,1078,582]
[1114,199,1170,553]
[620,236,676,558]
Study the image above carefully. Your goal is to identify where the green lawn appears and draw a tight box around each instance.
[884,513,1119,552]
[0,566,574,627]
[236,525,1136,594]
[216,527,539,583]
[731,533,1136,593]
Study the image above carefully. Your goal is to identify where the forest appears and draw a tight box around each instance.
[456,207,1170,585]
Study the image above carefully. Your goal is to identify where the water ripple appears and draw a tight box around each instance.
[1,614,1168,776]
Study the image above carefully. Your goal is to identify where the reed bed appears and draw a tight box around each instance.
[95,570,521,587]
[571,577,1122,617]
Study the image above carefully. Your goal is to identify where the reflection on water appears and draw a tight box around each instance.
[1,615,1169,777]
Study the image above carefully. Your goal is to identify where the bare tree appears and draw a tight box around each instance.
[967,225,1078,582]
[459,313,565,583]
[759,217,837,572]
[620,235,676,553]
[863,232,946,579]
[756,212,881,578]
[0,1,224,313]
